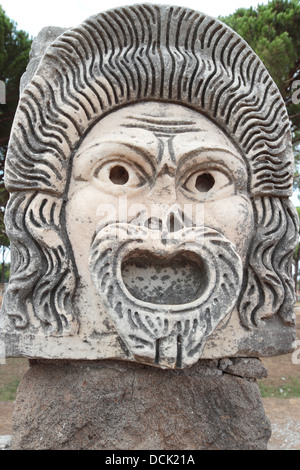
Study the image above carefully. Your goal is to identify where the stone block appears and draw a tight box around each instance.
[11,359,271,450]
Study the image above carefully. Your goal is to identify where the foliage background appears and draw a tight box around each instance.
[220,0,300,182]
[0,5,32,251]
[220,0,300,289]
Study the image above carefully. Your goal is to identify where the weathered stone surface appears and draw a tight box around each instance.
[0,4,298,368]
[11,359,271,450]
[20,26,67,93]
[218,357,268,379]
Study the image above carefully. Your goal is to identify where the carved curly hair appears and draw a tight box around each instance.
[2,4,298,335]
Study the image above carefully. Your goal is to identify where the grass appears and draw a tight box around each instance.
[258,377,300,399]
[0,358,28,401]
[1,359,299,401]
[0,379,20,401]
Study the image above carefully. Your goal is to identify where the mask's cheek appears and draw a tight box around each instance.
[65,185,116,278]
[203,195,254,262]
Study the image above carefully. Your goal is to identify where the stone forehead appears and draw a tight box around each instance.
[71,102,247,184]
[4,3,293,197]
[76,102,241,157]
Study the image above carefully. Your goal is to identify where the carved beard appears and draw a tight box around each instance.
[89,218,243,369]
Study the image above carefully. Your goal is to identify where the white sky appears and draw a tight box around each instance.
[0,0,270,37]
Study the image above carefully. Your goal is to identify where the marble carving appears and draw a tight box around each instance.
[0,4,298,368]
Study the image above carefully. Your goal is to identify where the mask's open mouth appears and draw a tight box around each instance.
[121,250,208,305]
[90,223,243,368]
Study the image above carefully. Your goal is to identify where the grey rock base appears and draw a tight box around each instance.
[11,358,271,450]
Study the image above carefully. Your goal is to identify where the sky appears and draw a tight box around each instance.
[0,0,271,38]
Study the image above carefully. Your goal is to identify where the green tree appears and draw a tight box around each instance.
[0,6,32,280]
[220,0,300,182]
[0,5,32,148]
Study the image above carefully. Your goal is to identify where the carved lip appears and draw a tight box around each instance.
[121,249,209,306]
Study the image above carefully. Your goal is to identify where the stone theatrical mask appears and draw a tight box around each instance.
[67,102,250,367]
[1,5,298,368]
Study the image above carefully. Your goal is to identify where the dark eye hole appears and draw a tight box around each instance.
[195,173,215,192]
[109,165,129,185]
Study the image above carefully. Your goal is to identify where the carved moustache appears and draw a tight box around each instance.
[89,216,243,368]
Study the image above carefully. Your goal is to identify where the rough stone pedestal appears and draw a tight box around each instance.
[11,358,271,450]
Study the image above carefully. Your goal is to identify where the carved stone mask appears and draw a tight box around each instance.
[66,102,251,367]
[1,4,298,369]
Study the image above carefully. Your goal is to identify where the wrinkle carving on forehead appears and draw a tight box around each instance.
[71,102,247,183]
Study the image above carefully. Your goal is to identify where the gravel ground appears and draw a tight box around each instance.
[263,398,300,450]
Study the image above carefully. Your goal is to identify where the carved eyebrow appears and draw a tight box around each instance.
[176,146,246,170]
[116,142,156,174]
[75,141,156,174]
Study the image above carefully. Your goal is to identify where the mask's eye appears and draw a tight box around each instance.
[194,173,215,192]
[93,161,146,191]
[108,165,129,185]
[182,170,233,199]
